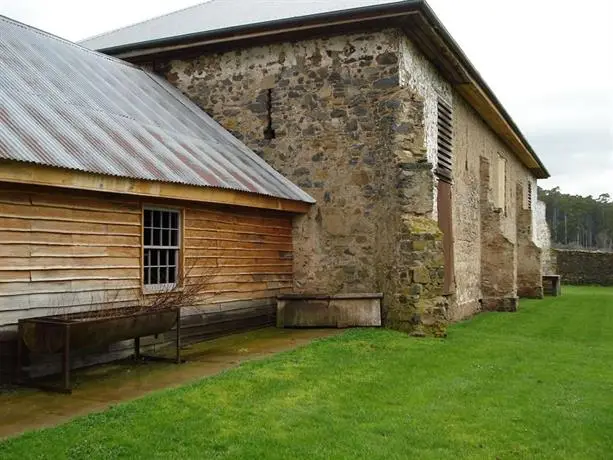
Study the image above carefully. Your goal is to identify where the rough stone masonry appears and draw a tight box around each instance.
[157,28,543,335]
[163,30,447,335]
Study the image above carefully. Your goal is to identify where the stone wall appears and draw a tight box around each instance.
[156,26,544,330]
[445,89,541,315]
[479,157,517,311]
[554,250,613,286]
[162,30,447,335]
[397,34,541,318]
[516,184,544,298]
[398,36,452,219]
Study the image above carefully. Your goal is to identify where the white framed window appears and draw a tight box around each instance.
[143,208,180,288]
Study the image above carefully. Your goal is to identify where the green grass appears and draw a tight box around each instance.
[2,286,613,459]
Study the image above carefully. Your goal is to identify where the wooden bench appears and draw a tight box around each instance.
[542,275,561,297]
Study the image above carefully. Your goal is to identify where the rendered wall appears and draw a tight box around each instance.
[535,200,555,274]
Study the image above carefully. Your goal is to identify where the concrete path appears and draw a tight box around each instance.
[0,327,340,439]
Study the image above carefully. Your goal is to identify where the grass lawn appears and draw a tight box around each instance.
[2,286,613,459]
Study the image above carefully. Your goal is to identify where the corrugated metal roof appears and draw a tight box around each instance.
[0,15,315,204]
[79,0,407,51]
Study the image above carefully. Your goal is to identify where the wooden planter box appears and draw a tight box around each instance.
[277,293,383,328]
[17,306,182,393]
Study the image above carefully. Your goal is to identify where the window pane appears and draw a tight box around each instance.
[169,265,176,284]
[153,229,161,246]
[171,229,178,247]
[144,210,152,227]
[162,212,170,229]
[162,230,169,247]
[150,267,159,284]
[171,212,178,229]
[144,267,150,285]
[161,249,168,266]
[160,266,168,284]
[153,211,161,228]
[152,249,159,266]
[144,249,151,266]
[144,228,151,246]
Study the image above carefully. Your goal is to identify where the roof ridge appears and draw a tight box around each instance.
[79,0,219,44]
[0,15,141,71]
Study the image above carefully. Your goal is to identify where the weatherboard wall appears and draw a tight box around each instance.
[0,182,295,379]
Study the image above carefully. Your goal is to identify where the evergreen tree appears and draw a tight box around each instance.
[539,187,613,251]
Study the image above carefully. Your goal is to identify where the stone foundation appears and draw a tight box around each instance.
[387,215,448,336]
[481,296,518,312]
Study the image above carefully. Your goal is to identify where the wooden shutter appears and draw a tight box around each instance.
[436,98,453,183]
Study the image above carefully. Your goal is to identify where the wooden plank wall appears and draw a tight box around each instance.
[0,184,295,380]
[0,186,143,334]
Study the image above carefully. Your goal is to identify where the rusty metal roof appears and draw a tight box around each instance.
[0,16,315,204]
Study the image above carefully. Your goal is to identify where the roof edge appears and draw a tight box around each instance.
[82,1,421,53]
[0,15,142,71]
[0,160,314,213]
[416,3,549,179]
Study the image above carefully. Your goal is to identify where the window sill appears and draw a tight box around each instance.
[142,284,181,295]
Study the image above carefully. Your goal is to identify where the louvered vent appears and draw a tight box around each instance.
[436,98,453,183]
[528,182,533,210]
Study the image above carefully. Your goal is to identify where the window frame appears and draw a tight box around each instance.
[142,206,182,292]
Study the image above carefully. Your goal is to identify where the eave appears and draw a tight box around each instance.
[98,0,549,179]
[0,161,313,214]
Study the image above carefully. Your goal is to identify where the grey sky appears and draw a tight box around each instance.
[2,0,612,197]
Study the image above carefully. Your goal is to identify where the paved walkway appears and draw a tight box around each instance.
[0,327,340,439]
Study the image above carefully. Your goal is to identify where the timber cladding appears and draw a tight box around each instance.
[0,184,295,341]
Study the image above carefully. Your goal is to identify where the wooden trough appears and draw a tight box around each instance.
[277,293,383,328]
[17,307,182,393]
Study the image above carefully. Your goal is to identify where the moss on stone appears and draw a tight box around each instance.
[404,216,442,238]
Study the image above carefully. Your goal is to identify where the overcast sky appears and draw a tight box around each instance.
[2,0,612,197]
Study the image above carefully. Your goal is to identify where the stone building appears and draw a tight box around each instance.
[83,0,550,335]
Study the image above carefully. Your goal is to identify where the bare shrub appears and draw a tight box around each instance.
[47,263,217,320]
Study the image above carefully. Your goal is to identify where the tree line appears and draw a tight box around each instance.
[538,187,613,252]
